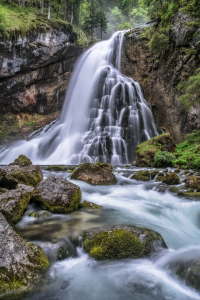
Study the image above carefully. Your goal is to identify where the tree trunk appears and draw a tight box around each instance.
[41,0,43,14]
[70,3,73,25]
[57,4,59,19]
[23,0,25,7]
[48,1,50,19]
[18,0,20,6]
[64,1,66,21]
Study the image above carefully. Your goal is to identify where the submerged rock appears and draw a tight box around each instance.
[131,170,151,181]
[0,184,34,224]
[71,163,117,185]
[176,259,200,291]
[0,212,49,296]
[27,210,52,219]
[81,200,102,209]
[83,225,166,260]
[0,155,43,189]
[162,172,180,185]
[45,165,67,171]
[151,170,159,179]
[31,175,81,213]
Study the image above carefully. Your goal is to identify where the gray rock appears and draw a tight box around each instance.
[0,212,49,296]
[0,184,34,224]
[31,175,82,213]
[27,210,52,219]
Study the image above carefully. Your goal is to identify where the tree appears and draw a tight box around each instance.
[96,9,108,40]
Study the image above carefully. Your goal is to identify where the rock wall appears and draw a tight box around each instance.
[122,12,200,143]
[0,28,82,114]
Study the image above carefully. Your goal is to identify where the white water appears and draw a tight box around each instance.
[21,170,200,300]
[0,31,159,165]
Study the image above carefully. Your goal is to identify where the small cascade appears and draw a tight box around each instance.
[0,31,160,165]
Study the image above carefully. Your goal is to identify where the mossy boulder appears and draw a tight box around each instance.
[0,155,43,189]
[176,259,200,291]
[83,226,166,260]
[135,133,174,167]
[96,162,113,170]
[168,186,180,193]
[27,210,52,219]
[162,172,180,185]
[0,184,34,224]
[174,168,180,173]
[155,173,165,182]
[151,170,159,179]
[177,191,200,198]
[185,176,200,189]
[45,165,67,171]
[131,170,151,181]
[71,163,117,185]
[81,200,102,209]
[31,175,81,213]
[0,212,49,297]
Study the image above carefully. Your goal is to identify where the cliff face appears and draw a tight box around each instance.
[0,28,82,114]
[122,12,200,143]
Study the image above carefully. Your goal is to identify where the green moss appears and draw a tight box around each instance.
[151,170,159,179]
[162,172,180,185]
[45,165,67,171]
[26,210,51,219]
[83,229,144,260]
[28,243,49,269]
[81,200,102,209]
[131,170,151,181]
[177,191,200,198]
[13,155,32,167]
[155,173,164,182]
[153,151,176,168]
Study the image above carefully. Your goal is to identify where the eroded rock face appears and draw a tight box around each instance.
[31,175,81,213]
[0,155,43,189]
[71,163,117,185]
[83,225,166,260]
[0,184,34,224]
[0,212,49,296]
[0,28,82,114]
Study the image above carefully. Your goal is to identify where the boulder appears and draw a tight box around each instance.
[0,212,49,296]
[185,176,200,189]
[27,210,52,219]
[162,172,180,185]
[0,184,34,224]
[71,163,117,185]
[81,200,102,209]
[155,173,165,182]
[83,225,166,260]
[176,259,200,291]
[31,175,81,213]
[96,162,113,170]
[151,170,159,179]
[131,170,151,181]
[135,133,174,167]
[45,165,67,171]
[0,155,43,189]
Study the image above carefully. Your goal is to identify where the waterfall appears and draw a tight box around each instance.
[0,31,159,165]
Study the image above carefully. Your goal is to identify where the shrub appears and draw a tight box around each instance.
[0,5,8,35]
[153,151,176,167]
[118,22,131,31]
[149,32,169,53]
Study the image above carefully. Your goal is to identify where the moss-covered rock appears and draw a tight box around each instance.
[135,133,174,167]
[71,163,117,185]
[96,162,113,170]
[81,200,102,209]
[0,184,34,224]
[0,156,43,189]
[162,172,180,185]
[174,168,180,173]
[176,259,200,291]
[26,210,52,219]
[83,226,166,260]
[168,186,180,193]
[185,176,200,189]
[31,175,81,213]
[45,165,67,171]
[151,170,159,179]
[177,191,200,198]
[131,170,151,181]
[155,173,165,182]
[0,213,49,297]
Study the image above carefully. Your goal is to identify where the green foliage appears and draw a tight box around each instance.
[0,4,7,35]
[153,151,176,167]
[178,68,200,110]
[149,32,169,53]
[118,21,131,30]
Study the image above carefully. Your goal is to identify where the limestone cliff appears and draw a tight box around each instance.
[122,12,200,143]
[0,27,82,114]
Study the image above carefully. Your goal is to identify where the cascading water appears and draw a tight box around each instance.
[0,31,160,165]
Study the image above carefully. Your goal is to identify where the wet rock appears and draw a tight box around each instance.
[135,133,174,167]
[185,175,200,189]
[0,184,34,224]
[151,170,159,179]
[83,225,166,260]
[155,173,165,182]
[96,162,113,170]
[71,163,117,185]
[45,165,67,171]
[81,200,102,209]
[0,212,49,296]
[177,191,200,198]
[176,259,200,291]
[174,168,180,173]
[162,172,180,185]
[31,175,81,213]
[27,210,52,219]
[0,155,43,189]
[183,170,190,175]
[168,186,180,193]
[131,170,151,181]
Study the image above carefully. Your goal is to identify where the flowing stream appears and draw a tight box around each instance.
[16,168,200,300]
[0,31,159,165]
